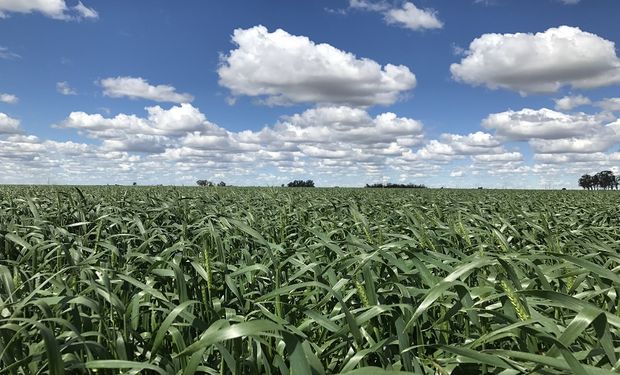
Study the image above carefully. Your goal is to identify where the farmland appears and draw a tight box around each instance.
[1,186,619,374]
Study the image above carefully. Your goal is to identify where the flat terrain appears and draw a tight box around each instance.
[1,186,619,374]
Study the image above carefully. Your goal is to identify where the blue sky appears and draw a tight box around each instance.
[1,0,620,187]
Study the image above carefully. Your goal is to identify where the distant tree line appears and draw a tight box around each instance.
[196,180,227,187]
[365,182,427,189]
[578,171,619,190]
[286,180,315,187]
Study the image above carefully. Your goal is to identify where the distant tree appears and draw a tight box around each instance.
[597,170,616,190]
[132,182,137,186]
[196,180,213,187]
[578,171,617,190]
[365,182,426,189]
[287,179,315,187]
[578,174,593,190]
[591,174,600,190]
[217,181,226,187]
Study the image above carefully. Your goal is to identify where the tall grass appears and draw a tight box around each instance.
[0,186,619,374]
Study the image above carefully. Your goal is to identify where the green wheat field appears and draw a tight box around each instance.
[1,186,619,374]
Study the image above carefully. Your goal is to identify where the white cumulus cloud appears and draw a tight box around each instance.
[402,131,514,164]
[0,0,97,20]
[0,93,18,104]
[0,112,21,133]
[553,95,591,111]
[472,152,524,163]
[451,26,620,94]
[484,107,620,155]
[242,106,424,150]
[349,0,389,12]
[100,76,194,103]
[8,102,620,187]
[596,98,620,112]
[530,135,618,154]
[384,2,443,31]
[58,103,211,142]
[349,1,443,31]
[56,81,77,95]
[217,25,416,106]
[483,108,610,140]
[54,103,428,181]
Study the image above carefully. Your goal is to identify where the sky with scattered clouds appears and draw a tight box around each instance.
[1,0,620,188]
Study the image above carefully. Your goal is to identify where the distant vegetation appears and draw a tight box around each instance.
[196,180,227,187]
[578,170,619,190]
[365,182,427,189]
[286,179,315,187]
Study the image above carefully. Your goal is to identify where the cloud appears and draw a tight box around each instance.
[401,131,513,164]
[482,108,610,140]
[144,104,211,135]
[349,1,443,31]
[3,101,618,188]
[217,25,416,106]
[534,152,620,165]
[384,2,443,31]
[529,135,618,154]
[0,0,97,20]
[0,112,21,134]
[451,26,620,94]
[0,133,148,185]
[349,0,389,12]
[73,1,97,19]
[439,132,504,154]
[56,81,77,95]
[99,76,194,103]
[52,103,430,184]
[474,0,498,5]
[0,93,18,104]
[472,152,523,162]
[527,118,620,154]
[596,98,620,112]
[230,107,424,161]
[0,46,19,59]
[101,135,170,153]
[483,107,620,156]
[58,103,211,141]
[553,95,591,111]
[558,0,580,4]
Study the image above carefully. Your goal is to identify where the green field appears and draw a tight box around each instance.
[1,186,619,374]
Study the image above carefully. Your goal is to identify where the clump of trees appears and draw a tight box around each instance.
[196,180,227,187]
[287,180,315,187]
[196,180,213,187]
[365,182,426,189]
[578,171,619,190]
